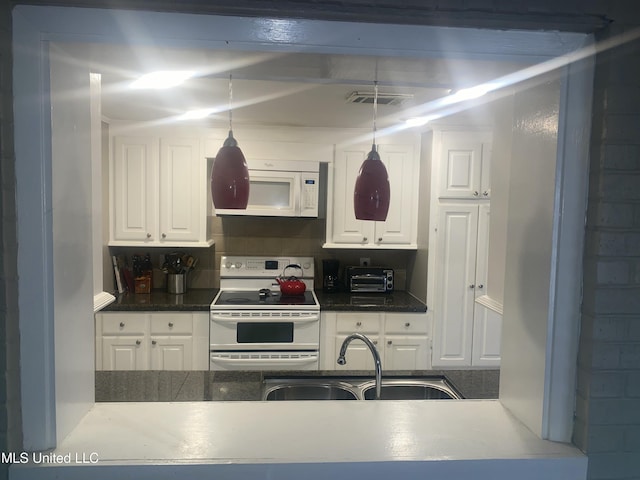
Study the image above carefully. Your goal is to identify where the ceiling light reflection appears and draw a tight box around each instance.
[179,108,217,120]
[130,70,196,89]
[405,115,438,127]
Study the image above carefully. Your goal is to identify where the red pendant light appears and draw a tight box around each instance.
[211,75,250,209]
[354,82,390,221]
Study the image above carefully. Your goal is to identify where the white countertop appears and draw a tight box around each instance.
[9,400,587,480]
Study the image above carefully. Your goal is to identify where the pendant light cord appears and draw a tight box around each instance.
[228,73,233,132]
[372,81,378,149]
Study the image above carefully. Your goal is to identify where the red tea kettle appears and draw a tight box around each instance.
[276,264,307,296]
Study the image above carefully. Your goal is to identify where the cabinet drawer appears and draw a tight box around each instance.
[150,313,193,335]
[101,314,147,335]
[336,313,382,334]
[385,314,428,335]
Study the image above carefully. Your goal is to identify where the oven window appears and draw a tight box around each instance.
[237,322,294,343]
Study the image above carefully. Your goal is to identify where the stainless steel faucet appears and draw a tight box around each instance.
[337,333,382,400]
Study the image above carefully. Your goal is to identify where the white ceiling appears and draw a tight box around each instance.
[86,44,527,128]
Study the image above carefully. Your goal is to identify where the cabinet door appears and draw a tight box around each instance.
[159,137,202,243]
[150,336,193,370]
[101,336,147,370]
[470,203,500,366]
[384,335,429,370]
[330,145,374,244]
[474,204,490,298]
[335,334,381,371]
[438,131,490,199]
[112,136,158,242]
[471,304,502,367]
[375,144,416,245]
[431,203,478,367]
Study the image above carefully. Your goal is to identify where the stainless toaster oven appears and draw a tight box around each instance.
[345,267,394,293]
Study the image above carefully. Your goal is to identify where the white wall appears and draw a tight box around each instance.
[485,96,514,305]
[499,76,561,437]
[49,42,95,443]
[407,131,433,302]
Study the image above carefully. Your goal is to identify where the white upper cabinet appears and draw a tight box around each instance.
[325,141,419,249]
[111,136,158,243]
[110,135,213,247]
[438,131,492,199]
[158,137,203,243]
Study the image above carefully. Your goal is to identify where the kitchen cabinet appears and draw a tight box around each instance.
[321,311,430,370]
[95,311,209,370]
[109,136,213,247]
[428,129,501,368]
[324,142,419,249]
[437,130,492,199]
[431,202,501,367]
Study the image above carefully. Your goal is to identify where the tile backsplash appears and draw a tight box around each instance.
[110,215,414,292]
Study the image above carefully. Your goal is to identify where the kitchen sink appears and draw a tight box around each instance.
[361,379,461,400]
[262,376,462,401]
[263,382,358,400]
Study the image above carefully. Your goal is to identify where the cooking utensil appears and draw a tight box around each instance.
[275,264,306,296]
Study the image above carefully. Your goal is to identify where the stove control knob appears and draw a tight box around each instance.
[225,261,232,269]
[235,262,242,269]
[303,262,311,270]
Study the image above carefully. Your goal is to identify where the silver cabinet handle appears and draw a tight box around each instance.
[483,191,489,197]
[119,322,125,328]
[405,322,411,327]
[373,340,378,345]
[162,233,167,239]
[135,340,141,346]
[146,233,151,238]
[469,284,475,289]
[477,284,484,289]
[356,321,362,327]
[387,340,392,345]
[363,237,368,242]
[151,340,157,345]
[378,237,382,242]
[168,322,174,328]
[473,191,479,197]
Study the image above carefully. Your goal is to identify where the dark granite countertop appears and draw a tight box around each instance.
[103,289,219,311]
[101,289,426,313]
[315,290,427,312]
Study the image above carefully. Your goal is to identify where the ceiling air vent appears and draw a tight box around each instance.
[346,91,413,106]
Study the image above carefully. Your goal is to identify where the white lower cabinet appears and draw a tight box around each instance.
[430,202,502,367]
[321,311,430,371]
[96,311,209,371]
[101,336,148,371]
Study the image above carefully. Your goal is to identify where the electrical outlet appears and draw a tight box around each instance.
[360,257,371,267]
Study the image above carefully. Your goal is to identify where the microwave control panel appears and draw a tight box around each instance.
[300,173,319,215]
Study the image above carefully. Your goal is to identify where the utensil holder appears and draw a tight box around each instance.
[167,273,187,294]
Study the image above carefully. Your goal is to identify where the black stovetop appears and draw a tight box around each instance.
[214,290,318,307]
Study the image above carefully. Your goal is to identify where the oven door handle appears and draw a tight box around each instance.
[210,313,319,324]
[210,355,318,367]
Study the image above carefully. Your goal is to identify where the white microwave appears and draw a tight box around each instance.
[213,159,320,217]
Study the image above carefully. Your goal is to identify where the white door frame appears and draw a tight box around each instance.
[13,5,592,450]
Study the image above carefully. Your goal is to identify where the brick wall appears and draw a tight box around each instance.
[2,1,640,479]
[574,22,640,479]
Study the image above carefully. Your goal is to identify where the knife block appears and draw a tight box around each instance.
[134,274,152,294]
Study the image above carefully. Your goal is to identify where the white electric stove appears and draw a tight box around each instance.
[209,256,320,371]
